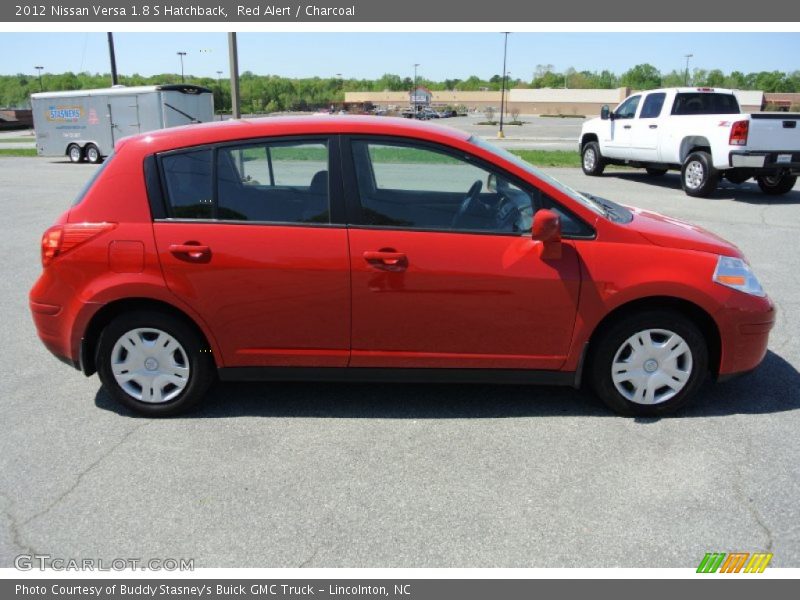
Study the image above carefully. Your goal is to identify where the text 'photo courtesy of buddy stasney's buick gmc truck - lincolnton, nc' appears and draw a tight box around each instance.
[29,116,775,417]
[580,87,800,197]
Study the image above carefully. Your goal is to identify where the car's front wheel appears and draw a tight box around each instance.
[96,310,215,416]
[589,310,708,416]
[581,141,606,176]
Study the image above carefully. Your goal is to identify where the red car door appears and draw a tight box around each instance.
[344,138,582,370]
[152,139,350,368]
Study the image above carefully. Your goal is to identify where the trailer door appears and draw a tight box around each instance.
[109,95,141,143]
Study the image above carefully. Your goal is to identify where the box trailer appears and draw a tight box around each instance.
[31,84,214,163]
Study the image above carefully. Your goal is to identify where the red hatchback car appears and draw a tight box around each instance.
[29,116,775,416]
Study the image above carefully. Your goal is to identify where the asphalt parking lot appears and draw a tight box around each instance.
[1,157,798,568]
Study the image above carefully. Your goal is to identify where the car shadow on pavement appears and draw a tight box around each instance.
[94,350,799,420]
[605,172,800,204]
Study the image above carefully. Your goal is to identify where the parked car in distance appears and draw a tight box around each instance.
[580,87,800,197]
[30,116,775,417]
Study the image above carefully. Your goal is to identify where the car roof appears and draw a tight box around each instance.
[119,115,472,155]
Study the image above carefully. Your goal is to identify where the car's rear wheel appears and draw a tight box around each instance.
[84,144,101,164]
[756,173,797,195]
[646,167,668,177]
[681,151,718,197]
[67,144,83,163]
[96,310,215,416]
[589,310,708,416]
[582,141,606,176]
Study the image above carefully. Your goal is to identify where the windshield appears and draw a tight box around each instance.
[467,136,605,216]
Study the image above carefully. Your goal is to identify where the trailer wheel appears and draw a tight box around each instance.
[85,144,102,164]
[67,144,83,163]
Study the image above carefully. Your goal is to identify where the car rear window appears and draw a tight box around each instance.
[671,93,740,115]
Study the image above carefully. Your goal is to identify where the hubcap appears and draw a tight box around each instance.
[110,328,189,404]
[685,160,704,189]
[584,148,596,170]
[87,148,98,161]
[69,147,81,161]
[611,329,693,405]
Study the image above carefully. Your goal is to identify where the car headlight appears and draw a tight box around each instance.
[713,256,766,297]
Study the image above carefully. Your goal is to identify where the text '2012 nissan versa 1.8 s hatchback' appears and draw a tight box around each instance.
[29,117,775,417]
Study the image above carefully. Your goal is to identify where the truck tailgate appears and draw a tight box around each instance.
[748,113,800,150]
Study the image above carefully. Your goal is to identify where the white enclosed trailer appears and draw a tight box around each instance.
[30,84,214,163]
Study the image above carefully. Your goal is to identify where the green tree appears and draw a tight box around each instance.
[620,64,662,90]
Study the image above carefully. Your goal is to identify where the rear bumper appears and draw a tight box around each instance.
[729,150,800,171]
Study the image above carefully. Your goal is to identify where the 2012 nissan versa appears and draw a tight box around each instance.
[29,117,775,416]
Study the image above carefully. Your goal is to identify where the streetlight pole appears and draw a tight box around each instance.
[413,63,420,117]
[684,53,693,86]
[177,51,187,83]
[34,66,43,92]
[498,32,509,139]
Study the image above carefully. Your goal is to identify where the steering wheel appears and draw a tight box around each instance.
[451,180,483,228]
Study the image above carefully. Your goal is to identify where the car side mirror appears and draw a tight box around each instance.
[532,209,562,259]
[601,105,611,120]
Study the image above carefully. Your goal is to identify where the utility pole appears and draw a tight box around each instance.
[498,32,509,138]
[216,70,223,116]
[34,66,44,92]
[177,51,187,83]
[684,53,693,86]
[228,33,241,118]
[107,33,119,85]
[413,63,420,117]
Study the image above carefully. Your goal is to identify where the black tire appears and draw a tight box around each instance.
[581,141,606,176]
[645,167,668,177]
[96,310,215,417]
[84,143,102,164]
[67,144,83,163]
[681,151,718,197]
[756,173,797,195]
[588,309,708,417]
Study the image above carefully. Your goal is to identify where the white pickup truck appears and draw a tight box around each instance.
[579,87,800,197]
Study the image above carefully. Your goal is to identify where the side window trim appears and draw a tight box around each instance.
[154,134,347,226]
[340,134,595,239]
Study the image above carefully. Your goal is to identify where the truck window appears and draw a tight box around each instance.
[614,95,640,119]
[671,93,740,115]
[639,93,666,119]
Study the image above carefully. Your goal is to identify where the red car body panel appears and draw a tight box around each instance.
[28,116,775,384]
[348,229,581,369]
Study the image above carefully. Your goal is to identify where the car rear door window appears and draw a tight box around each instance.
[217,141,330,223]
[639,93,666,119]
[349,141,535,233]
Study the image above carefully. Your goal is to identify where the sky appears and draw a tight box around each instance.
[0,32,798,80]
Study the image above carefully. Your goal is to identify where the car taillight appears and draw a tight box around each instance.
[40,223,116,267]
[729,120,749,146]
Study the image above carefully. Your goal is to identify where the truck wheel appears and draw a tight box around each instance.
[582,141,606,176]
[681,151,718,197]
[646,167,668,177]
[589,309,708,416]
[757,174,797,195]
[84,144,101,164]
[67,144,83,163]
[95,310,216,417]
